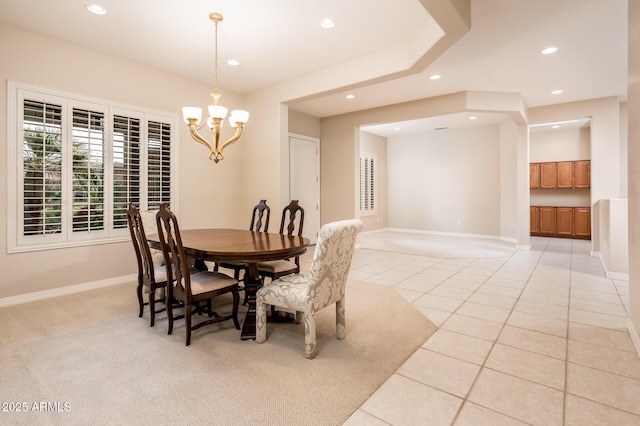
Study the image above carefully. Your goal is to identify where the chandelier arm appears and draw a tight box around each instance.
[188,125,215,153]
[218,126,244,153]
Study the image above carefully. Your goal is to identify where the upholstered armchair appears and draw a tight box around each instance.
[255,219,363,359]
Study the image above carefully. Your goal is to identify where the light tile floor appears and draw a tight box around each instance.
[320,233,640,425]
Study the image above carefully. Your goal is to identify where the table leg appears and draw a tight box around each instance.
[240,263,261,340]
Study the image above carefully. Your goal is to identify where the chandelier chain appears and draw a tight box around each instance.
[214,17,219,96]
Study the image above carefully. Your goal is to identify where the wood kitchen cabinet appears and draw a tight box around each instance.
[539,206,557,235]
[556,207,574,236]
[573,207,591,238]
[530,207,540,234]
[529,160,590,189]
[530,163,540,189]
[540,163,557,189]
[530,206,591,239]
[556,162,574,188]
[574,160,591,188]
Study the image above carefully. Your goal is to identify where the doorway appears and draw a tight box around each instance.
[289,133,320,243]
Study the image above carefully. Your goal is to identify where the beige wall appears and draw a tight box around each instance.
[0,23,250,298]
[628,0,640,352]
[289,109,321,139]
[387,125,501,236]
[499,121,519,241]
[530,127,591,162]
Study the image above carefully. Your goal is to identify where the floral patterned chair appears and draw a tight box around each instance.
[255,219,363,359]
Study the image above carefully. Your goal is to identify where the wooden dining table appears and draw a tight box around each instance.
[147,229,309,340]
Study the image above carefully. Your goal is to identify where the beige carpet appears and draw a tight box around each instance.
[0,279,435,425]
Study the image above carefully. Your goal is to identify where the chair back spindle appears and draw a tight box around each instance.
[280,200,304,237]
[250,199,270,232]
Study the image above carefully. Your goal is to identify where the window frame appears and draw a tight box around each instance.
[359,152,377,216]
[7,81,178,253]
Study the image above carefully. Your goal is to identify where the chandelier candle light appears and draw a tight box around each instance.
[182,12,249,163]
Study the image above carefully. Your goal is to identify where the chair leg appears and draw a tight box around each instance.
[166,295,174,336]
[232,290,240,330]
[303,313,317,359]
[336,298,346,340]
[149,290,156,327]
[256,300,267,343]
[137,282,144,318]
[185,304,192,346]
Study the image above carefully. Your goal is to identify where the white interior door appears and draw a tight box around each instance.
[289,134,319,244]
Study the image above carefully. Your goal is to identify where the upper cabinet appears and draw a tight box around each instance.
[529,160,590,189]
[573,160,591,188]
[540,162,558,188]
[529,163,541,189]
[557,161,574,188]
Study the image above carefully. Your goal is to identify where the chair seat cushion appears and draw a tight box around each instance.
[257,273,311,311]
[150,249,165,267]
[188,271,237,296]
[153,265,168,284]
[257,259,297,274]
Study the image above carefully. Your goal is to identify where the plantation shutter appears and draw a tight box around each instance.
[22,100,64,236]
[71,107,105,232]
[112,115,141,229]
[147,120,172,210]
[359,153,376,214]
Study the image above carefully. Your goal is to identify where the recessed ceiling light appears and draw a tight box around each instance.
[429,74,441,80]
[551,89,563,95]
[542,47,558,55]
[227,59,240,66]
[345,94,355,100]
[320,18,336,29]
[85,4,106,15]
[469,116,477,120]
[552,125,560,129]
[393,127,401,131]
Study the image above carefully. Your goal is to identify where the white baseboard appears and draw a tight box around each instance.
[594,250,630,280]
[607,271,630,280]
[629,319,640,359]
[0,274,136,308]
[376,227,518,244]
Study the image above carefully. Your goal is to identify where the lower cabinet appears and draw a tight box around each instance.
[539,207,557,236]
[556,207,574,237]
[573,207,591,238]
[530,206,591,239]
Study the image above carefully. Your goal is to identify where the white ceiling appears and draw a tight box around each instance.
[0,0,627,136]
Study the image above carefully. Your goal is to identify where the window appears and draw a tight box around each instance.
[359,153,377,215]
[9,83,176,252]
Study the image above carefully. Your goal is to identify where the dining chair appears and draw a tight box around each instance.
[257,200,304,282]
[126,203,168,327]
[256,219,363,359]
[156,203,240,346]
[215,199,270,281]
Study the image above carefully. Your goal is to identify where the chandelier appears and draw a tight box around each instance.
[182,12,249,163]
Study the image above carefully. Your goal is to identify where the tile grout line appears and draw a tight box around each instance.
[447,242,547,424]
